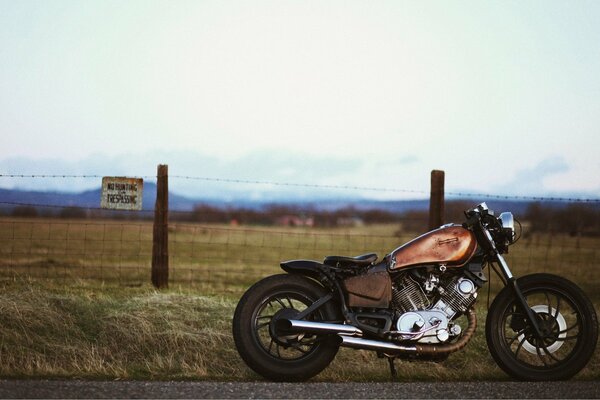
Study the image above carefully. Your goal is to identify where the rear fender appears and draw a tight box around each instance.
[280,260,324,280]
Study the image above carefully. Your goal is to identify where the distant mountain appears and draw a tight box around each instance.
[0,183,197,212]
[0,184,539,217]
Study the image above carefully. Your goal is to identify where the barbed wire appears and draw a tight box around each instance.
[1,173,599,203]
[444,191,600,203]
[169,175,428,194]
[173,175,600,203]
[0,174,154,179]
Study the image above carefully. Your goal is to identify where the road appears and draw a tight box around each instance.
[1,380,599,399]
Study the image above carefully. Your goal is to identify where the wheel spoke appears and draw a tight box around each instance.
[290,344,310,354]
[504,311,526,318]
[557,321,580,334]
[553,334,581,342]
[257,315,274,320]
[274,297,287,308]
[535,344,550,367]
[285,296,295,309]
[543,291,552,315]
[540,342,561,363]
[514,336,527,359]
[268,338,274,354]
[506,329,525,346]
[256,321,270,330]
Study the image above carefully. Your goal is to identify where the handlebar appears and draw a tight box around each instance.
[463,202,513,254]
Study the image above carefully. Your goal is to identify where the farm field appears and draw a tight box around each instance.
[0,217,599,381]
[1,217,599,295]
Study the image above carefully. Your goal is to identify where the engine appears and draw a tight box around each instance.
[391,270,478,343]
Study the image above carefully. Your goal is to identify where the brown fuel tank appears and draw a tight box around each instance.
[390,224,477,270]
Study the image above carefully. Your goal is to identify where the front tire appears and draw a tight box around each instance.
[486,273,598,380]
[232,274,340,381]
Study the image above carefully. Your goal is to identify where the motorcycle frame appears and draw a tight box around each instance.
[281,207,546,343]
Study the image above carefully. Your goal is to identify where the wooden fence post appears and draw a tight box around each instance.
[429,170,445,231]
[152,164,169,288]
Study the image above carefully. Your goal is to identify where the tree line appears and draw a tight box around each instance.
[4,201,599,236]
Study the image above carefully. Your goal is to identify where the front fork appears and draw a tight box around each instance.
[495,252,545,339]
[481,225,545,339]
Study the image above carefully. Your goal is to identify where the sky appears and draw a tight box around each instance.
[1,0,599,200]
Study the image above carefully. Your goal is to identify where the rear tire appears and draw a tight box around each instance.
[232,274,340,381]
[486,273,598,380]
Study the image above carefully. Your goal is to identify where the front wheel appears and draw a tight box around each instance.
[486,273,598,380]
[232,274,340,381]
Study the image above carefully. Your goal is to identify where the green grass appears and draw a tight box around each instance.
[0,218,599,381]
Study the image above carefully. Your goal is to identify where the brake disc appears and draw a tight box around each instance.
[518,305,567,354]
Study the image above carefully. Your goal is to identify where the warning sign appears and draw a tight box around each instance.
[101,177,143,211]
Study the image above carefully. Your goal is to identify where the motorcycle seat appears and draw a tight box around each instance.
[323,253,378,267]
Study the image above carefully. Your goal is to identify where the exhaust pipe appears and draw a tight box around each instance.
[279,309,476,357]
[276,319,362,336]
[338,335,417,353]
[338,309,477,356]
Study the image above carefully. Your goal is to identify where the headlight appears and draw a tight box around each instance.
[499,212,515,242]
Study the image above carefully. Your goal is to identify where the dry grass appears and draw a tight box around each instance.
[0,279,239,379]
[1,218,599,381]
[1,278,598,381]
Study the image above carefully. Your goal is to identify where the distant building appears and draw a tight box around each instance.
[336,217,364,227]
[276,215,314,227]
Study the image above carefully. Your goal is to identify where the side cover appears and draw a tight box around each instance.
[342,270,391,308]
[390,224,477,270]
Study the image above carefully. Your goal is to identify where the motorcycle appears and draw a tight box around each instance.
[232,203,598,381]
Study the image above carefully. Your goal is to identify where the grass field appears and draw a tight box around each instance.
[2,217,599,293]
[0,217,599,381]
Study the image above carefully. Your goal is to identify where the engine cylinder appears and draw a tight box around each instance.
[392,276,428,313]
[435,277,477,318]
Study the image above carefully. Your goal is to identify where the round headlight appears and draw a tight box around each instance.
[499,212,515,242]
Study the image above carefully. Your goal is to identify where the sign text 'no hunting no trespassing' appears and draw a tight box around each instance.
[101,177,143,211]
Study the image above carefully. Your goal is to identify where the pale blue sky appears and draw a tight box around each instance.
[1,1,599,198]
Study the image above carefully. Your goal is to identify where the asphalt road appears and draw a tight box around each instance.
[1,380,599,399]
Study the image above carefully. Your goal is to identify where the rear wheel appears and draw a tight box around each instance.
[232,274,340,381]
[486,273,598,380]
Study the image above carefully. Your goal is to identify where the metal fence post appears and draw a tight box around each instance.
[152,164,169,288]
[429,170,445,231]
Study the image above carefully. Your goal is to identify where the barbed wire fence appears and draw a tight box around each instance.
[0,169,599,293]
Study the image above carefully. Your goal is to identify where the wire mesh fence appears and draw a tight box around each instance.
[0,218,152,284]
[1,215,599,295]
[1,171,599,294]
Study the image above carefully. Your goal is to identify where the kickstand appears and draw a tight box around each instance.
[387,357,397,381]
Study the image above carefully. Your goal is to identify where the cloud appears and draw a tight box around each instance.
[0,150,363,196]
[496,156,570,195]
[3,152,591,201]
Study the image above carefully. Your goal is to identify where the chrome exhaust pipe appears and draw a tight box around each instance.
[338,335,417,353]
[338,308,477,356]
[276,319,362,336]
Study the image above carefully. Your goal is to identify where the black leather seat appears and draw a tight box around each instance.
[323,253,378,267]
